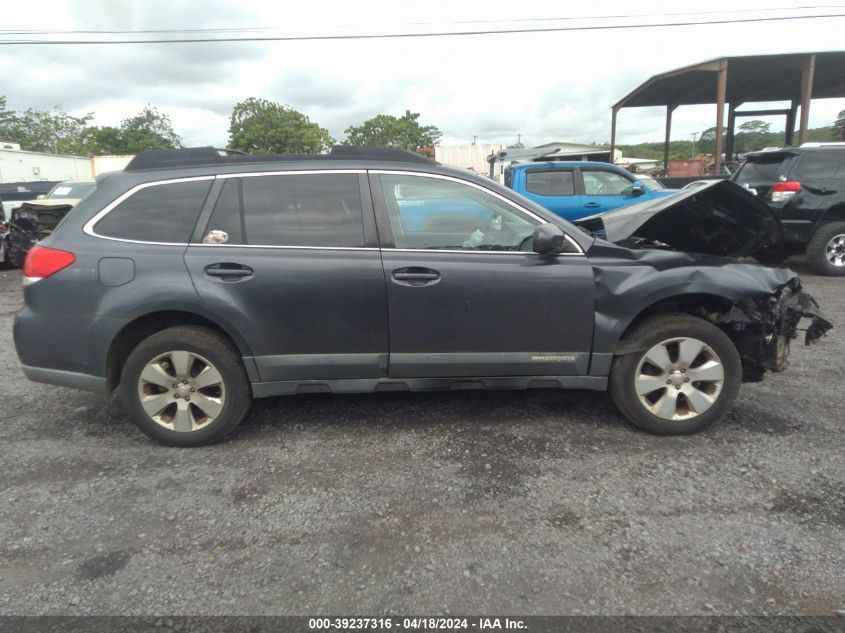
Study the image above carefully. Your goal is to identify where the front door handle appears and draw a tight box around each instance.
[392,267,440,286]
[204,263,253,278]
[583,202,601,209]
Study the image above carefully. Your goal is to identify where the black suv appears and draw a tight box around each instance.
[13,147,830,446]
[732,143,845,275]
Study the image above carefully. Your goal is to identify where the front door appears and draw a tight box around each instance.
[185,171,388,382]
[371,171,595,378]
[580,167,645,214]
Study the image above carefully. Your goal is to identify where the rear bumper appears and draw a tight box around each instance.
[14,307,126,392]
[20,364,109,393]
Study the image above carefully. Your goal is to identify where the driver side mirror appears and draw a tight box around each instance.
[629,184,646,197]
[532,223,567,254]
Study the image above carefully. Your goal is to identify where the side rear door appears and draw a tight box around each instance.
[782,150,845,242]
[371,170,595,379]
[517,167,583,220]
[184,170,389,383]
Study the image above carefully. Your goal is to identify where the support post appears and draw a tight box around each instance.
[785,100,798,146]
[663,105,675,175]
[798,54,816,146]
[609,106,618,165]
[725,103,737,164]
[713,60,728,176]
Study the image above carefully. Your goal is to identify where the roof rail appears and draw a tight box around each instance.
[124,145,437,172]
[799,142,845,148]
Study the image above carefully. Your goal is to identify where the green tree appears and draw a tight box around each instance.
[227,98,333,154]
[832,109,845,140]
[118,106,182,152]
[0,96,15,136]
[78,126,125,155]
[737,120,772,134]
[343,110,442,154]
[1,104,92,153]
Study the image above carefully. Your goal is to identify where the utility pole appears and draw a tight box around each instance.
[690,132,699,159]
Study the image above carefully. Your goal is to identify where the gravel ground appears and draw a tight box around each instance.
[0,260,842,616]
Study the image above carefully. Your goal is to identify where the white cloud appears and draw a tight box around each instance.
[1,0,844,150]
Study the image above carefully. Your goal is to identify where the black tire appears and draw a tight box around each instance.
[0,236,11,269]
[806,221,845,276]
[7,242,24,269]
[119,326,251,447]
[609,314,742,435]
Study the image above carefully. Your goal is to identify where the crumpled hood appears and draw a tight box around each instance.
[574,180,782,258]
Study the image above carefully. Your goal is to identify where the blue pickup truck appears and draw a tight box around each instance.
[505,161,676,221]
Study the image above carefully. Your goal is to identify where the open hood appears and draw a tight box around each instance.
[573,180,783,258]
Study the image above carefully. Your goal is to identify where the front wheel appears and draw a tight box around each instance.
[609,314,742,435]
[119,326,251,447]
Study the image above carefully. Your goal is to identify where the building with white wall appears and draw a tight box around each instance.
[0,144,132,183]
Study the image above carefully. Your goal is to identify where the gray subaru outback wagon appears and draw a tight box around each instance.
[13,146,830,446]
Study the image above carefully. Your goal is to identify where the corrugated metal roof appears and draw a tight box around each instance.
[613,51,845,109]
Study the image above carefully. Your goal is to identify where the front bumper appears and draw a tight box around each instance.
[728,278,832,371]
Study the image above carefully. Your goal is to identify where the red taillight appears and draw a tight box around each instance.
[22,245,75,281]
[771,181,801,202]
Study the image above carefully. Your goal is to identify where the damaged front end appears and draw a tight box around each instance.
[6,202,74,267]
[721,277,832,377]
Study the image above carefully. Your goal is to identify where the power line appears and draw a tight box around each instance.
[0,13,843,45]
[1,4,842,35]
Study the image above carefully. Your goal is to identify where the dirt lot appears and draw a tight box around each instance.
[0,260,842,616]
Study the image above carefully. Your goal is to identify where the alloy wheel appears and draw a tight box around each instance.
[825,233,845,267]
[634,336,725,421]
[137,350,225,432]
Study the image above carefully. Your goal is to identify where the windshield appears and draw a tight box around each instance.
[47,182,96,200]
[637,175,665,191]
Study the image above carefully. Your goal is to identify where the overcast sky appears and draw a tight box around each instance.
[2,0,845,150]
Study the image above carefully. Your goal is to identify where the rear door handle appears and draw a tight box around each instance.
[583,202,601,209]
[393,272,439,281]
[392,267,440,286]
[204,263,253,278]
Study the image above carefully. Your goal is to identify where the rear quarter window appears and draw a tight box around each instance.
[793,151,845,179]
[94,179,212,243]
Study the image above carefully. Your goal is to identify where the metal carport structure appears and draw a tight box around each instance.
[609,51,845,175]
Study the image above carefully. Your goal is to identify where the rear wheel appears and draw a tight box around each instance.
[807,221,845,276]
[119,326,251,446]
[609,314,741,435]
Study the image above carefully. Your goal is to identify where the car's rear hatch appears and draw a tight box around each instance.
[731,149,799,199]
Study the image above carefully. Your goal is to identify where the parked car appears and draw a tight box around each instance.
[14,146,830,446]
[4,179,95,267]
[505,161,677,221]
[731,143,845,275]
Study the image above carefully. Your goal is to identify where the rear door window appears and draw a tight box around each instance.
[793,151,845,179]
[525,170,575,196]
[202,173,365,247]
[95,179,212,243]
